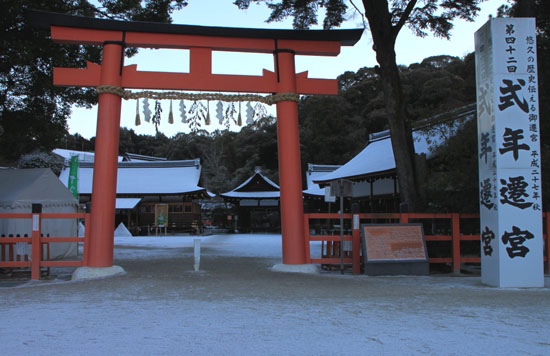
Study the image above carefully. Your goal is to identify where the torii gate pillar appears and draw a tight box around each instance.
[88,43,123,267]
[275,51,306,264]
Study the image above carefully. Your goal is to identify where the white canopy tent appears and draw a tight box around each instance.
[0,168,79,260]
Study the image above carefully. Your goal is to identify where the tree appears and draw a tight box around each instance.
[18,151,65,176]
[234,0,484,212]
[0,0,188,164]
[63,133,95,152]
[298,95,368,166]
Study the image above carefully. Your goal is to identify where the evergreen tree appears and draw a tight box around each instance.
[0,0,188,163]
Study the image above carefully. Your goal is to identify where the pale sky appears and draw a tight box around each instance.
[68,0,505,139]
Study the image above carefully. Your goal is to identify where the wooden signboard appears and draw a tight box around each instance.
[155,203,168,227]
[361,224,429,275]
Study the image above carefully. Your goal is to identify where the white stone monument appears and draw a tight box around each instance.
[475,18,543,287]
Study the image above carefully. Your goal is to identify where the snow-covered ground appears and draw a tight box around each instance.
[1,234,549,355]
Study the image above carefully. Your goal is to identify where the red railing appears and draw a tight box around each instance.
[0,212,90,280]
[304,212,550,275]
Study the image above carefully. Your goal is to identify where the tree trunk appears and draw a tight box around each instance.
[363,0,422,212]
[516,0,536,17]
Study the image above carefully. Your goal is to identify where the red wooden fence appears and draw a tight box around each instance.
[2,211,548,279]
[0,212,90,280]
[304,212,550,275]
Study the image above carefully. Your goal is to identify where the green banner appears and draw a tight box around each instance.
[68,155,79,199]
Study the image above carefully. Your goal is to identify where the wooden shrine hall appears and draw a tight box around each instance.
[220,168,281,232]
[28,9,362,272]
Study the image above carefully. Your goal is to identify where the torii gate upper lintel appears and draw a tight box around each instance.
[29,9,362,268]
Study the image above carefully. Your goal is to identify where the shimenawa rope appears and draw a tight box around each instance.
[96,85,299,105]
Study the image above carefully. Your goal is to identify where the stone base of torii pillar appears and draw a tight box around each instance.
[72,266,126,281]
[271,264,319,274]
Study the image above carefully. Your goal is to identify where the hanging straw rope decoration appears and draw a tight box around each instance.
[237,101,242,126]
[135,98,141,126]
[216,100,224,125]
[245,102,254,125]
[179,99,187,123]
[96,86,299,105]
[142,98,152,122]
[205,100,211,126]
[168,100,174,124]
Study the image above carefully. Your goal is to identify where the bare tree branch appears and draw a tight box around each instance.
[393,0,418,40]
[349,0,368,29]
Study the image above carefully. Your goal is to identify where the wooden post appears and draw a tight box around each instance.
[275,50,306,265]
[452,213,460,274]
[352,214,361,275]
[83,213,91,266]
[87,42,123,267]
[303,214,311,263]
[31,204,42,280]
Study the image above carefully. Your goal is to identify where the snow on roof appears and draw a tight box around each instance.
[58,160,207,196]
[123,153,167,162]
[303,164,341,196]
[53,148,95,163]
[313,132,432,184]
[221,191,280,199]
[314,105,475,184]
[221,169,280,200]
[234,170,279,192]
[53,148,124,163]
[116,198,142,209]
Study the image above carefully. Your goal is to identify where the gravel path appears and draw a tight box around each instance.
[1,235,549,355]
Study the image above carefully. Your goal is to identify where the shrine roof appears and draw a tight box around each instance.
[303,164,341,197]
[59,159,208,196]
[313,115,475,186]
[314,104,476,185]
[27,10,363,46]
[313,135,419,184]
[220,169,280,200]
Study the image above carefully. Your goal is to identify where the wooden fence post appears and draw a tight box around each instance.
[31,204,42,280]
[83,213,91,266]
[452,213,460,274]
[303,214,311,264]
[352,214,361,275]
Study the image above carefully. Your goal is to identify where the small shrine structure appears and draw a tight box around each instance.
[220,168,280,232]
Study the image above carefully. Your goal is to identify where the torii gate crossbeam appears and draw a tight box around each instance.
[29,10,362,268]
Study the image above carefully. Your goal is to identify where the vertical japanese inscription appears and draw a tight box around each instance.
[475,18,543,287]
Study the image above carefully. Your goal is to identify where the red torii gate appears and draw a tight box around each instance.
[31,10,362,269]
